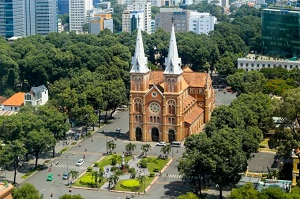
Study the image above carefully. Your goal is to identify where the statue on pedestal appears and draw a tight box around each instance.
[121,152,125,170]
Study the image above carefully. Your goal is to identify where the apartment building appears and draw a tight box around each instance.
[155,8,190,32]
[69,0,93,33]
[122,10,145,32]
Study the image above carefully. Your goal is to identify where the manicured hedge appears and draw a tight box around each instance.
[120,179,140,189]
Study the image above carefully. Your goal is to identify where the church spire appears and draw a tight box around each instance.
[130,28,149,74]
[164,24,182,75]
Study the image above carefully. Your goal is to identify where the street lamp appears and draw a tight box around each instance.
[66,153,69,186]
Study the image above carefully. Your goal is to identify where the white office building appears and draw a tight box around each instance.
[237,57,300,71]
[188,12,216,35]
[69,0,93,33]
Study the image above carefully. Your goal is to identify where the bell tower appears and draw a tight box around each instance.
[129,28,149,141]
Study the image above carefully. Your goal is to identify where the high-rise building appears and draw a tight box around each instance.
[122,10,145,33]
[69,0,93,32]
[0,0,57,39]
[155,8,190,33]
[129,25,215,142]
[262,8,300,56]
[122,0,151,34]
[188,12,216,35]
[58,0,69,15]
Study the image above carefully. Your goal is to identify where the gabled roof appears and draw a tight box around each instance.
[2,92,25,106]
[185,106,204,124]
[31,85,47,94]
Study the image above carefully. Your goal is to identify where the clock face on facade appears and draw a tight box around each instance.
[149,102,160,113]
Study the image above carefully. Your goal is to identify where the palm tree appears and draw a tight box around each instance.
[92,170,104,188]
[161,144,171,158]
[141,144,152,157]
[108,173,119,188]
[137,175,146,192]
[106,140,117,154]
[69,170,79,182]
[125,142,136,156]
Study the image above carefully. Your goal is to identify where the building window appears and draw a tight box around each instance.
[262,64,265,67]
[251,63,254,67]
[134,77,141,90]
[168,100,176,114]
[246,63,248,67]
[152,92,157,97]
[134,98,142,112]
[240,63,243,67]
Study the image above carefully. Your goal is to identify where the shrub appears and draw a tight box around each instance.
[153,168,159,172]
[125,164,130,170]
[128,168,136,173]
[115,169,124,176]
[149,172,155,177]
[111,157,117,165]
[259,145,266,148]
[111,166,117,172]
[140,160,147,168]
[71,141,77,145]
[44,160,50,164]
[120,179,140,189]
[94,162,99,167]
[87,167,93,172]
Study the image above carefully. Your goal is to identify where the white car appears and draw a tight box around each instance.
[156,142,166,146]
[76,159,84,166]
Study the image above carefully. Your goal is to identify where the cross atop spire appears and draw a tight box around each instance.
[130,28,149,74]
[171,17,175,24]
[164,24,182,75]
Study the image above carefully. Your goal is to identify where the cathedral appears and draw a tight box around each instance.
[129,25,215,143]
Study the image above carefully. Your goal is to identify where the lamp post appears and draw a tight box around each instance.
[66,153,69,186]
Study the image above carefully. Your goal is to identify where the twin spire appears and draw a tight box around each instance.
[130,28,149,73]
[130,24,182,75]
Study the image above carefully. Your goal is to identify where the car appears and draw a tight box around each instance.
[156,142,166,146]
[47,173,53,181]
[116,128,121,133]
[62,172,69,180]
[76,159,84,166]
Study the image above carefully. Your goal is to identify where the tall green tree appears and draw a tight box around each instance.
[125,142,136,156]
[12,183,40,199]
[26,129,56,168]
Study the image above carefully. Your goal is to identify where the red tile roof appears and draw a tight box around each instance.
[183,95,196,110]
[149,69,208,88]
[185,106,204,124]
[2,92,25,106]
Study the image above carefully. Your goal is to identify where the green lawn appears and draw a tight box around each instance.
[98,154,132,169]
[21,170,36,179]
[114,177,154,192]
[73,171,107,188]
[139,157,170,173]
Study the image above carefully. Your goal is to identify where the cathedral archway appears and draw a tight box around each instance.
[151,127,159,142]
[135,127,142,141]
[168,129,176,143]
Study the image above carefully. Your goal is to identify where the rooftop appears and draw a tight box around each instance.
[2,92,25,106]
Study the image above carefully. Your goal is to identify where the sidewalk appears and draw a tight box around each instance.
[1,126,102,185]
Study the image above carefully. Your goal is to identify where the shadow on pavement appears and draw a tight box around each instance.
[162,181,194,198]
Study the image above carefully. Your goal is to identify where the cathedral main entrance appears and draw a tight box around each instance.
[151,127,159,142]
[168,129,176,143]
[135,127,142,141]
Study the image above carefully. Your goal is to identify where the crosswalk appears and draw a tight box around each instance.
[52,164,87,170]
[161,174,182,178]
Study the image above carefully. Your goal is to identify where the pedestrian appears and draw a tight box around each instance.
[50,192,53,197]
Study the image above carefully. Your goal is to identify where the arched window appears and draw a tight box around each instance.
[171,79,175,92]
[134,98,142,112]
[150,116,153,122]
[134,77,141,90]
[168,100,176,114]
